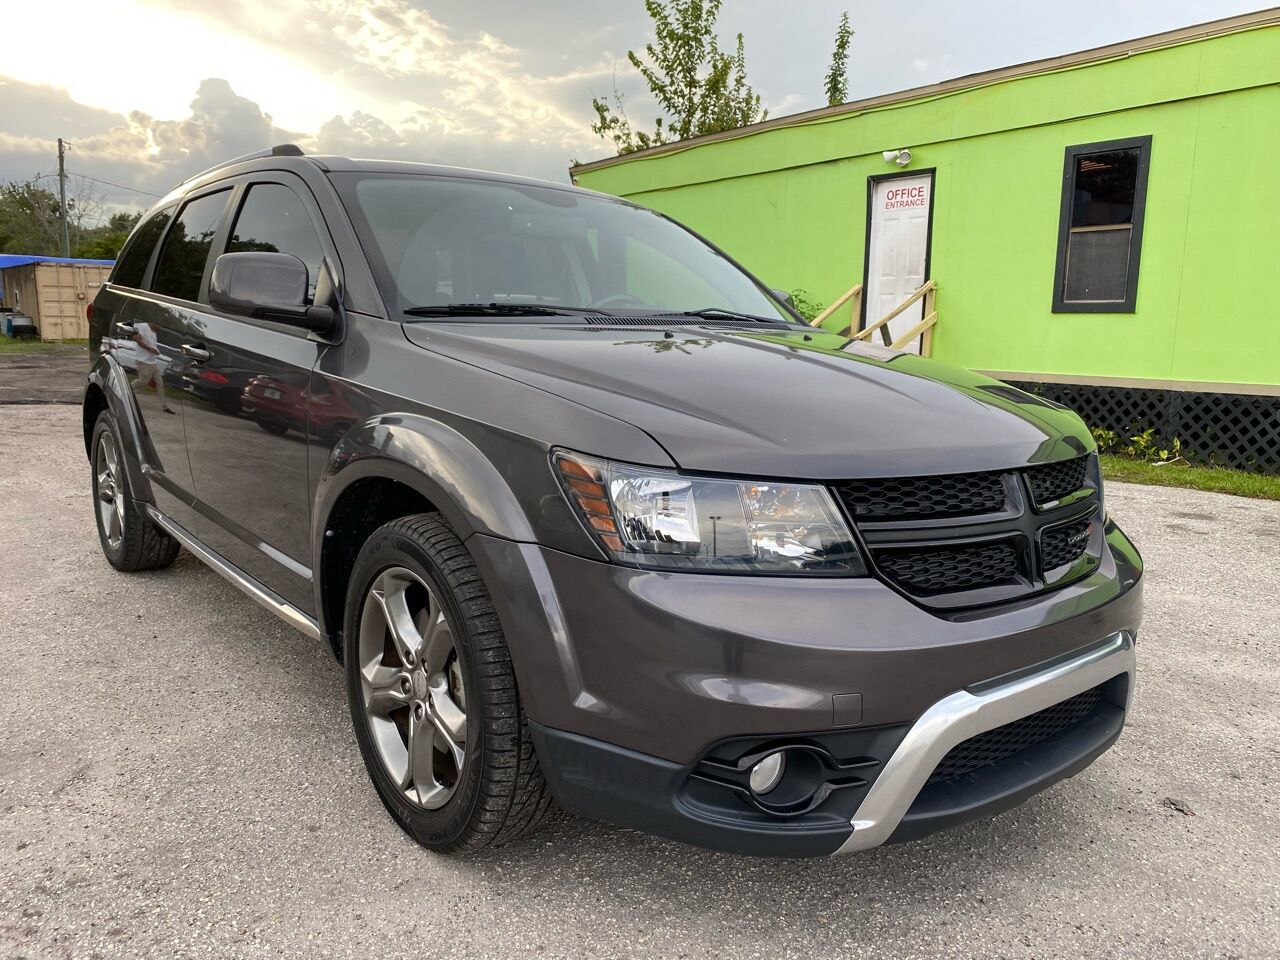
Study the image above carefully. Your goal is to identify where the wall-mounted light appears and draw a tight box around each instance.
[882,148,912,167]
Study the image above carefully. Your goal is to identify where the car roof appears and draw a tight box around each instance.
[156,147,604,212]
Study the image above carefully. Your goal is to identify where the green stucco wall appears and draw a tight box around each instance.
[575,24,1280,389]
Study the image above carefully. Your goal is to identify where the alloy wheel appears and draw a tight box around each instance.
[95,432,126,550]
[357,566,468,810]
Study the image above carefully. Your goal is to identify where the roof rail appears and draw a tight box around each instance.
[178,143,306,188]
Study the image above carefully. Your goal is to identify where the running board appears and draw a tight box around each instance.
[144,505,322,642]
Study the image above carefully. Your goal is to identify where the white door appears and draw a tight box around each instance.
[864,174,932,353]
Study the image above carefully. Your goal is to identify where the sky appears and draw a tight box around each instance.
[0,0,1265,215]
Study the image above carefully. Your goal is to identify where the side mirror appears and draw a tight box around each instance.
[770,288,795,309]
[209,252,335,332]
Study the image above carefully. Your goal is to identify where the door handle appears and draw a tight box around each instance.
[181,343,212,362]
[116,322,136,336]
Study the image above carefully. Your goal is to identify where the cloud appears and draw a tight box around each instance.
[0,0,635,209]
[0,68,599,215]
[147,0,616,152]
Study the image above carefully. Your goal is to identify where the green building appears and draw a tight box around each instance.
[571,9,1280,471]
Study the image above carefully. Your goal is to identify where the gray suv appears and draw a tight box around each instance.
[83,145,1142,856]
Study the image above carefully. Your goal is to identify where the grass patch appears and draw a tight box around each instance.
[0,333,88,354]
[1101,454,1280,502]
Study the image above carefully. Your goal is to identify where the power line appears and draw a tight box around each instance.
[65,171,163,198]
[10,172,57,189]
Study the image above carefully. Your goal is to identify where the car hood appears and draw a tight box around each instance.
[400,322,1093,478]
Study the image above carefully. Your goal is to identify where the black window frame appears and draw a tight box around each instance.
[1051,135,1152,314]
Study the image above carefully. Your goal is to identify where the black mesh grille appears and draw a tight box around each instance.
[1025,456,1089,506]
[835,471,1005,520]
[928,685,1105,784]
[877,541,1021,594]
[1041,518,1091,571]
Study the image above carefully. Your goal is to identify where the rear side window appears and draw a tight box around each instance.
[151,190,231,302]
[112,208,172,289]
[226,183,325,300]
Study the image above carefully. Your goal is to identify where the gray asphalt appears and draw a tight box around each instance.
[1,404,1277,959]
[0,348,89,405]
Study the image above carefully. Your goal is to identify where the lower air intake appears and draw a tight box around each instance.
[928,685,1105,784]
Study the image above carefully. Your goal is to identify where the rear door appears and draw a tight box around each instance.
[108,199,215,524]
[181,174,333,610]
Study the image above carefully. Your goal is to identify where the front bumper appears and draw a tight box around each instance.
[531,632,1134,856]
[468,517,1142,856]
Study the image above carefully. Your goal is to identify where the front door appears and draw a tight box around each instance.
[181,175,332,611]
[863,172,933,353]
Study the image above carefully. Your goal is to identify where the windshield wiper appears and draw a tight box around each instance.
[403,302,562,317]
[667,307,791,325]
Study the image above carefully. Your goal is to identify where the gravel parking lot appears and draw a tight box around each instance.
[1,404,1277,959]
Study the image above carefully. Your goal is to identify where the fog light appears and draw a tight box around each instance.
[748,751,786,795]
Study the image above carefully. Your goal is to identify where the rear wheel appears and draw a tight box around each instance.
[90,411,180,571]
[344,513,552,851]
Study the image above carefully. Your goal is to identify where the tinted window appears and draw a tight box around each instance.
[227,183,325,300]
[1070,150,1138,227]
[152,190,231,302]
[112,208,172,288]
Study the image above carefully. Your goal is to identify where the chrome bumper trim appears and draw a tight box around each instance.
[835,630,1135,854]
[145,505,322,642]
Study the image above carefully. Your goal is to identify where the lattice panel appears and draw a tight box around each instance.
[1008,381,1280,474]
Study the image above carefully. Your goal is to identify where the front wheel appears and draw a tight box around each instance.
[344,513,552,851]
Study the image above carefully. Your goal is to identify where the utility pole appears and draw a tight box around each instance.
[57,138,70,257]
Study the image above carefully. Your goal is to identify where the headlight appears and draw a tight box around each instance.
[554,451,866,575]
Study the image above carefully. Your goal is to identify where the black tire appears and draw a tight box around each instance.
[344,513,553,852]
[90,410,180,572]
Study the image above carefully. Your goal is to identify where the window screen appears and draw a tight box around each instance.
[151,190,231,302]
[226,183,325,300]
[112,208,172,289]
[1053,137,1151,313]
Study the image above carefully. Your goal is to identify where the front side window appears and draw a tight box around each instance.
[151,190,231,302]
[1052,136,1151,313]
[112,207,172,289]
[332,173,789,321]
[226,183,325,300]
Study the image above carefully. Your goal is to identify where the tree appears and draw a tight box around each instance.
[0,182,64,255]
[824,11,854,106]
[591,0,767,155]
[73,211,141,260]
[0,179,137,259]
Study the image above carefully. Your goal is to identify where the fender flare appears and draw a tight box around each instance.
[314,412,538,546]
[85,354,154,503]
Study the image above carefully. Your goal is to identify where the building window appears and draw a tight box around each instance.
[1052,136,1151,313]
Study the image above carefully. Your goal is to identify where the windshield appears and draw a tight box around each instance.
[332,173,791,321]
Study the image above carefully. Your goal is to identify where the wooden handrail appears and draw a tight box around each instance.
[890,311,938,351]
[809,283,862,332]
[851,279,938,355]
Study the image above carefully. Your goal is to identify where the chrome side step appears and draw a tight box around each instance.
[145,506,322,642]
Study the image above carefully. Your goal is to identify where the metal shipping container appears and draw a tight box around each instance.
[0,261,111,340]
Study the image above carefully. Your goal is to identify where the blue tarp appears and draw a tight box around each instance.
[0,254,114,269]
